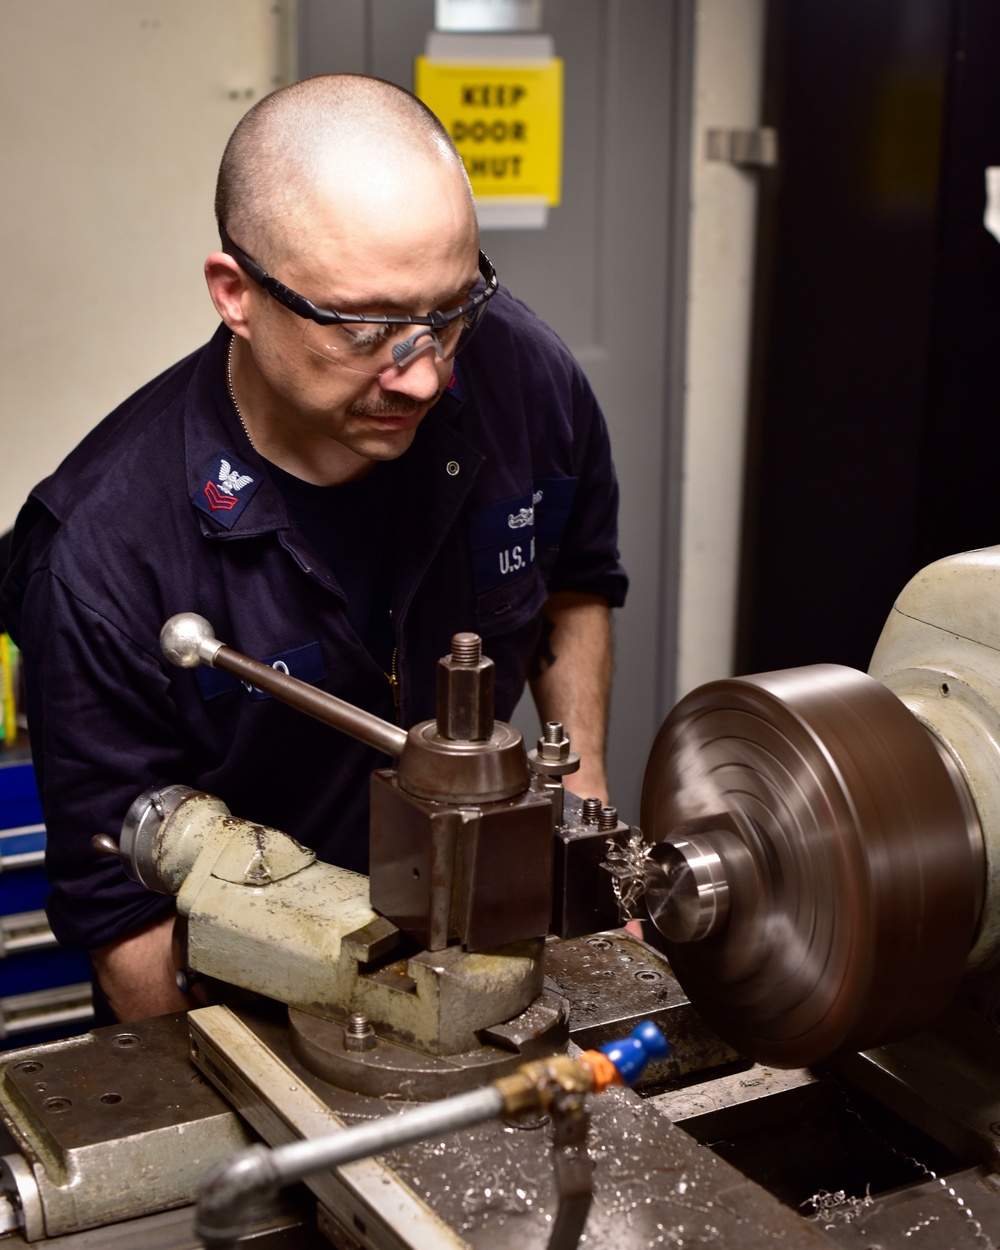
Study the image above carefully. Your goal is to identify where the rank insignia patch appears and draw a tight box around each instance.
[193,453,261,529]
[444,363,465,403]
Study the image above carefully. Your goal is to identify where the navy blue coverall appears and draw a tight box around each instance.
[0,290,627,950]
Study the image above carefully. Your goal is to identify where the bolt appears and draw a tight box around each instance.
[450,633,481,665]
[344,1012,376,1052]
[535,723,572,762]
[635,969,662,983]
[437,633,494,740]
[528,721,580,783]
[14,1062,42,1075]
[43,1097,72,1114]
[581,798,602,824]
[112,1033,140,1049]
[598,805,619,831]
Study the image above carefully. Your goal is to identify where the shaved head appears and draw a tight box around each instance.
[216,75,474,264]
[206,74,483,485]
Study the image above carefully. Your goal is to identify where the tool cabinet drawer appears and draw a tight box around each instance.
[0,751,93,1046]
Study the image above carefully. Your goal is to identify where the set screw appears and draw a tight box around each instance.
[581,798,602,824]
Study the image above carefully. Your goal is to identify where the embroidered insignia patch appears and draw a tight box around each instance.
[195,641,326,702]
[468,491,536,593]
[192,453,262,529]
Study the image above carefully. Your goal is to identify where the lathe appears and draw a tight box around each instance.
[2,547,1000,1248]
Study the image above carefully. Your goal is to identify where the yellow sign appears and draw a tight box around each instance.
[415,57,563,204]
[1,633,17,746]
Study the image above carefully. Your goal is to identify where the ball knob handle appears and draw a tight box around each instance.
[160,613,224,668]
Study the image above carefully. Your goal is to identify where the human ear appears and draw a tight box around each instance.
[204,252,253,335]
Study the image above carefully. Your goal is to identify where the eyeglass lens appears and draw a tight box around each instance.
[301,285,490,376]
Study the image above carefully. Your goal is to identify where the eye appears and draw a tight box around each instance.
[343,323,392,351]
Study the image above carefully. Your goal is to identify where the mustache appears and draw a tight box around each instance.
[346,386,447,419]
[346,398,423,417]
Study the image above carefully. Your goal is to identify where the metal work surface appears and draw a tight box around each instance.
[190,1004,482,1250]
[640,664,982,1066]
[0,1014,254,1239]
[651,1063,823,1129]
[832,1005,1000,1170]
[0,1014,235,1150]
[191,1003,835,1250]
[816,1167,1000,1248]
[543,932,739,1085]
[663,1067,1000,1249]
[0,960,997,1247]
[382,1082,832,1249]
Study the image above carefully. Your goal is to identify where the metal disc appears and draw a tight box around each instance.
[640,664,983,1067]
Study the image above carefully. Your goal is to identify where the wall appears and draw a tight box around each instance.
[675,0,767,696]
[0,1,291,534]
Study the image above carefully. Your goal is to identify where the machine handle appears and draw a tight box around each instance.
[159,614,408,759]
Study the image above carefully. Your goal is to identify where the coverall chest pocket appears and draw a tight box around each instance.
[474,566,548,640]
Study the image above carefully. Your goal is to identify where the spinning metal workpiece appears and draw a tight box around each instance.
[640,664,985,1066]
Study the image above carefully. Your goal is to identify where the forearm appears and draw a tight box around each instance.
[91,912,195,1021]
[529,591,612,804]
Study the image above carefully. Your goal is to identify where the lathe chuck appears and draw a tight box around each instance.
[640,664,984,1067]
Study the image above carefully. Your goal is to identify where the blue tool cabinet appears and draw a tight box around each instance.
[0,746,94,1047]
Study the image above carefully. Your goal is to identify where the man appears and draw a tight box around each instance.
[0,76,627,1021]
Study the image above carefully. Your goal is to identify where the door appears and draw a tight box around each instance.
[298,0,690,816]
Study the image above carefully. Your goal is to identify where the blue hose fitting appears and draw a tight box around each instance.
[598,1020,670,1086]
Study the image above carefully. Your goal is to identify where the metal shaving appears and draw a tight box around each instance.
[801,1187,873,1225]
[840,1089,992,1246]
[603,828,653,922]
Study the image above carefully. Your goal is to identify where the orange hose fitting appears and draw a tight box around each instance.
[577,1050,622,1094]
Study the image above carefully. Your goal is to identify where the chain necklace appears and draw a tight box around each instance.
[226,335,256,451]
